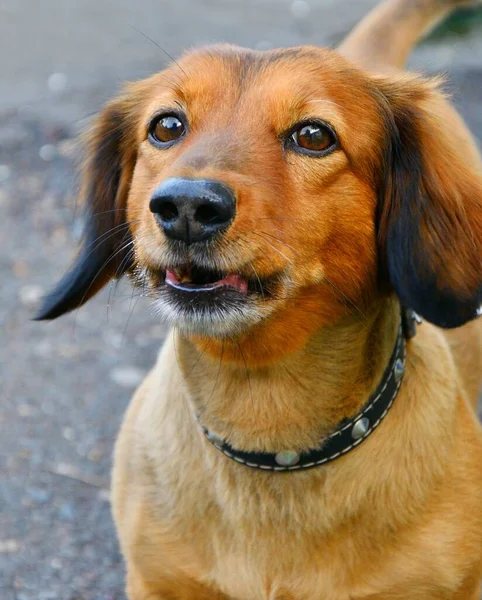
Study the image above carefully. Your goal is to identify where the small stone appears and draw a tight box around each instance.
[50,558,62,570]
[87,447,104,462]
[47,72,67,93]
[17,404,35,418]
[103,330,124,349]
[18,284,44,306]
[58,503,75,521]
[62,427,75,441]
[290,0,311,20]
[26,487,52,504]
[0,164,11,183]
[0,539,20,553]
[110,366,145,388]
[39,144,57,161]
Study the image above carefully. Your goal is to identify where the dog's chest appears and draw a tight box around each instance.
[144,453,475,600]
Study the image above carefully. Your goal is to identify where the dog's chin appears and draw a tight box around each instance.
[153,293,267,337]
[146,264,279,338]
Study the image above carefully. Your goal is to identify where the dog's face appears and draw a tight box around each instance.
[129,47,382,340]
[37,45,482,362]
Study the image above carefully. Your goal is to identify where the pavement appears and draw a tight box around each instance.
[1,1,481,599]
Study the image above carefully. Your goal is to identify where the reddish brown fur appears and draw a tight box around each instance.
[37,0,482,598]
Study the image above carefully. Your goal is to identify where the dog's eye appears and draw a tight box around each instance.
[149,114,186,146]
[289,122,337,155]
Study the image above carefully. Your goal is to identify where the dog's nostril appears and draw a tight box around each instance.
[195,204,227,226]
[158,202,178,222]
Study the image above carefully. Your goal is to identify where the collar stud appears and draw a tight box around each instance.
[351,417,370,440]
[394,358,405,382]
[206,430,224,447]
[275,450,300,467]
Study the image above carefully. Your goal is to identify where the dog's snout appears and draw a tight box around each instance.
[149,178,236,244]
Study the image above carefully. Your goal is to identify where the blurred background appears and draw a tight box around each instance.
[1,1,481,599]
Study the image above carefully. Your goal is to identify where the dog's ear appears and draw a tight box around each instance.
[35,94,138,320]
[375,76,482,328]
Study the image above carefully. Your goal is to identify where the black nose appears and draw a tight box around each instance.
[149,178,236,244]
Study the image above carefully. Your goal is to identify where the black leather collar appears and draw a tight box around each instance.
[201,311,416,472]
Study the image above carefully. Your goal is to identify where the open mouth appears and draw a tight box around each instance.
[165,265,249,295]
[145,262,282,335]
[161,264,279,299]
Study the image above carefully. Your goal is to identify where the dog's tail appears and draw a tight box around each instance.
[339,0,480,70]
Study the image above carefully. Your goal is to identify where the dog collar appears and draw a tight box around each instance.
[201,310,417,472]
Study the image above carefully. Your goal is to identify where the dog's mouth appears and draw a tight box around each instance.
[149,262,279,299]
[141,255,285,338]
[165,265,249,295]
[143,261,282,335]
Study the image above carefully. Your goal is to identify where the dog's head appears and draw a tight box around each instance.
[37,45,482,360]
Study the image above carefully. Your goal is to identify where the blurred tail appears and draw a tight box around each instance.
[339,0,480,70]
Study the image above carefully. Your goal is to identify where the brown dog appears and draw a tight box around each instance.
[37,0,482,598]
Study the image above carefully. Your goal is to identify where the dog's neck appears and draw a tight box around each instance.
[176,297,400,453]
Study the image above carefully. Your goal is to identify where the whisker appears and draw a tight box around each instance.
[106,243,136,317]
[248,262,265,302]
[73,237,135,332]
[129,25,187,76]
[323,276,366,321]
[89,208,130,217]
[121,283,142,345]
[258,230,296,252]
[81,220,136,259]
[251,232,294,265]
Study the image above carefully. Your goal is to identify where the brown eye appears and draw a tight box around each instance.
[149,114,186,146]
[290,122,337,155]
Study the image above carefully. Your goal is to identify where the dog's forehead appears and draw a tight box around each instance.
[168,44,366,111]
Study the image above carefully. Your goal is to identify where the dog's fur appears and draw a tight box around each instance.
[37,0,482,597]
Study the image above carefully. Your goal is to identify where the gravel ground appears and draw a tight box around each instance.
[1,2,481,599]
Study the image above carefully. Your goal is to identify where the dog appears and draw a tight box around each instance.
[36,0,482,597]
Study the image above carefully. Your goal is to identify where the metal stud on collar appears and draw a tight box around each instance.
[351,417,370,440]
[275,450,300,467]
[394,358,405,382]
[206,430,224,447]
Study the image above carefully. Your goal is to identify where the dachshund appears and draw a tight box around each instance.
[37,0,482,598]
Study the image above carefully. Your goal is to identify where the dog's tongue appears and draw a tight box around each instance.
[166,269,248,294]
[219,274,248,294]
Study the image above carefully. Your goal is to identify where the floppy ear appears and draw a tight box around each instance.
[35,95,138,320]
[376,76,482,328]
